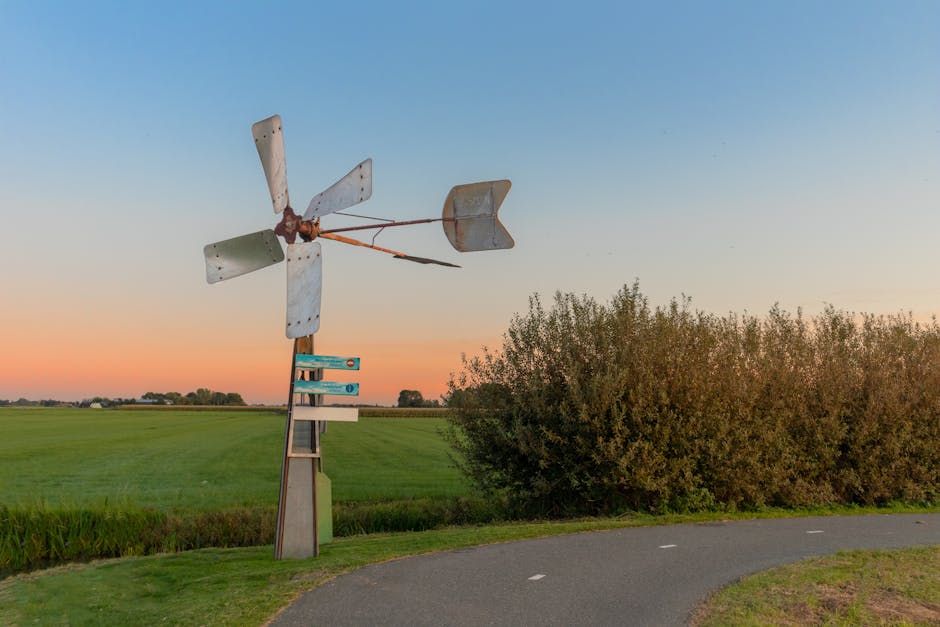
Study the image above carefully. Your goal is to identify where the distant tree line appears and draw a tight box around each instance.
[396,389,441,408]
[2,389,247,408]
[141,389,246,406]
[0,398,72,407]
[74,396,138,408]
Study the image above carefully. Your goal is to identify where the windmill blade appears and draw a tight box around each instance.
[303,158,373,220]
[442,179,514,252]
[319,232,459,268]
[285,241,322,339]
[251,115,290,214]
[204,230,285,284]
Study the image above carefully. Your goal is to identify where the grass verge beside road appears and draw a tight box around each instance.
[695,546,940,625]
[0,518,641,626]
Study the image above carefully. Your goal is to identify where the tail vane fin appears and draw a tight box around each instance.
[442,179,513,252]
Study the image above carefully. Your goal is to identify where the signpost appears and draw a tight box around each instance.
[276,338,359,558]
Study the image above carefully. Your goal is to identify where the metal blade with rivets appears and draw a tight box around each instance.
[252,114,290,214]
[285,241,322,339]
[204,229,285,284]
[442,179,514,252]
[303,158,373,220]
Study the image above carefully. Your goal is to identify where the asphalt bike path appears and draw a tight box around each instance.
[270,513,940,626]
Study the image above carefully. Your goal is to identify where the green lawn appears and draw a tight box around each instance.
[0,407,469,510]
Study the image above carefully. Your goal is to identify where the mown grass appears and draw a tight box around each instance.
[695,546,940,625]
[321,418,468,501]
[0,408,467,509]
[0,408,283,511]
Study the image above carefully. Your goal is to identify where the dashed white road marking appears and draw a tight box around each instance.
[806,530,824,534]
[528,574,546,581]
[659,544,678,549]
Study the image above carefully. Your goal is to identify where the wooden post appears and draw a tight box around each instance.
[275,335,321,559]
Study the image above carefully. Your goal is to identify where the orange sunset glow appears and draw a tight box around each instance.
[2,3,937,407]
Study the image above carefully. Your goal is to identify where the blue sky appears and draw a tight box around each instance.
[1,1,937,403]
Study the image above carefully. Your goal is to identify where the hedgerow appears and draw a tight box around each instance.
[445,283,940,516]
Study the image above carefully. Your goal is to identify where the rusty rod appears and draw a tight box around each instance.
[319,217,453,235]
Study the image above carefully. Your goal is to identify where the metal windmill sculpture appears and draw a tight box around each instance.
[203,114,513,558]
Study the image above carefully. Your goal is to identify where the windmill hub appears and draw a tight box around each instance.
[274,207,319,244]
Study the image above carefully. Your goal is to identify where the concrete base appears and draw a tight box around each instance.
[279,457,316,559]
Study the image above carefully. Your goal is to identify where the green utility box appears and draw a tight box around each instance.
[316,470,332,544]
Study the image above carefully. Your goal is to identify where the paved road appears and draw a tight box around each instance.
[271,513,940,626]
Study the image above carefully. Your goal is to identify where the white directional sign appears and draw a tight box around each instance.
[292,406,359,422]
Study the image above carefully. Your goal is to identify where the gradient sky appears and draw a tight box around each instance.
[1,1,938,405]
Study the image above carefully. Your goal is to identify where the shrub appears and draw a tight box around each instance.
[445,283,940,516]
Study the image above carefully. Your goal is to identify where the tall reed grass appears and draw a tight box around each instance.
[0,497,501,577]
[0,503,276,577]
[333,496,504,535]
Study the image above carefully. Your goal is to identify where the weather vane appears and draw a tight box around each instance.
[203,114,513,558]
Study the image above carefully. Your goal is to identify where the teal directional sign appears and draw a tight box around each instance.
[294,380,359,396]
[295,354,360,370]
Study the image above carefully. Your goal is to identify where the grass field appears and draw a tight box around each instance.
[321,418,469,501]
[0,407,469,510]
